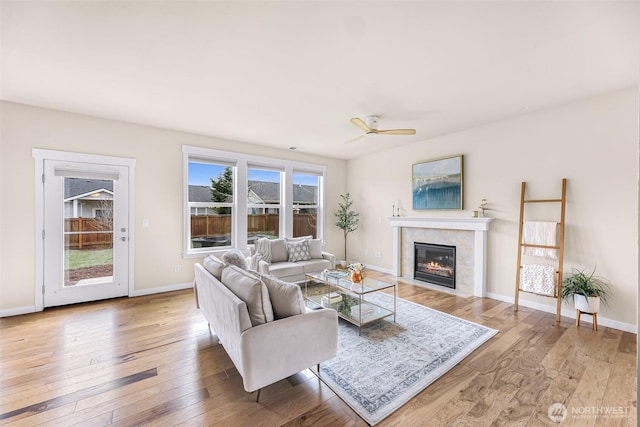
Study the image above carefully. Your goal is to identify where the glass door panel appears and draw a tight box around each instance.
[63,178,114,287]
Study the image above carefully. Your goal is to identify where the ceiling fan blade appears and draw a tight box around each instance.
[377,129,416,135]
[350,117,371,133]
[344,134,366,144]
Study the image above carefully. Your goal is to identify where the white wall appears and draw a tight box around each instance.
[0,101,347,312]
[347,88,638,329]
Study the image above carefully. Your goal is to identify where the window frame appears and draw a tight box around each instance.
[185,157,236,254]
[292,170,322,238]
[182,145,326,257]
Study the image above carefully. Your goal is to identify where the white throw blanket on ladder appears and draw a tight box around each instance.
[522,221,558,259]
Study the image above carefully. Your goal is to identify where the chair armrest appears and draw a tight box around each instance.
[239,308,338,392]
[321,252,335,269]
[257,259,271,275]
[194,263,252,370]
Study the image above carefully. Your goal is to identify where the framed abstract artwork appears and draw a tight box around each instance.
[412,155,463,210]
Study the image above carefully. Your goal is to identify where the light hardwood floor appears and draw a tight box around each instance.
[1,271,636,426]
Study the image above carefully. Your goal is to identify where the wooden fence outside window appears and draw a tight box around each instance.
[65,213,318,250]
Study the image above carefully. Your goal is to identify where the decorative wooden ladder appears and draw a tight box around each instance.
[514,178,567,322]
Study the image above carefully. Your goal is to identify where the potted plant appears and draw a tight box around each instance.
[561,267,612,313]
[334,193,359,267]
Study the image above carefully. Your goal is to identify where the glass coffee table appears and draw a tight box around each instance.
[305,271,397,335]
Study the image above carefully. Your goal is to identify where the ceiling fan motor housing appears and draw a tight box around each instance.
[364,115,379,130]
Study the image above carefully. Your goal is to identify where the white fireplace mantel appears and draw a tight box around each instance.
[389,216,493,297]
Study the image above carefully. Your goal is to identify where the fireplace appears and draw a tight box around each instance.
[414,243,456,289]
[390,217,493,297]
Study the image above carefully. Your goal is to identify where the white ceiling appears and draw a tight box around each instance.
[2,1,639,160]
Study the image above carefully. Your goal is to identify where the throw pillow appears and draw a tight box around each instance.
[222,249,248,270]
[269,239,288,263]
[221,265,274,326]
[287,239,311,262]
[203,255,226,280]
[285,236,321,258]
[260,274,306,319]
[308,239,322,259]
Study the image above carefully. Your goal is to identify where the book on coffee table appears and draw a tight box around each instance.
[322,292,343,305]
[326,270,348,279]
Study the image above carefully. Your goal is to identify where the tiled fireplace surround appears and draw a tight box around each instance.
[389,217,493,297]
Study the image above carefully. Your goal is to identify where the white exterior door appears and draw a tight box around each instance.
[42,159,130,307]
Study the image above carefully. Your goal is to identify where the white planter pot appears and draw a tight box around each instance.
[574,295,600,313]
[340,260,348,268]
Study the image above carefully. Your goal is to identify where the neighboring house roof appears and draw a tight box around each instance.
[248,181,280,203]
[64,178,114,201]
[189,185,213,204]
[189,181,317,204]
[293,183,317,205]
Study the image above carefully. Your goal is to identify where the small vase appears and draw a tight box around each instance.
[351,271,362,283]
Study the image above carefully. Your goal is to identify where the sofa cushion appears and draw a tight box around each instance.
[203,255,226,280]
[297,258,333,274]
[222,249,248,270]
[260,275,306,319]
[221,265,274,326]
[266,261,304,278]
[270,239,288,263]
[287,239,311,262]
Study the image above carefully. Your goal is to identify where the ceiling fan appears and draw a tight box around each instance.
[345,115,416,144]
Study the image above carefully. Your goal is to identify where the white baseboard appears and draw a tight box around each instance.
[363,264,393,275]
[0,305,37,317]
[130,282,194,297]
[485,292,637,334]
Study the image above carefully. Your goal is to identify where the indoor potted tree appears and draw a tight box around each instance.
[561,267,612,313]
[334,193,359,268]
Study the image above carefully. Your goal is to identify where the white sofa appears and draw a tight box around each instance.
[250,237,335,282]
[194,259,338,400]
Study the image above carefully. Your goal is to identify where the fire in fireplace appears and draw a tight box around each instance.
[414,242,456,289]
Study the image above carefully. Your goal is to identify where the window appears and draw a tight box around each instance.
[293,171,320,238]
[186,159,234,252]
[247,166,281,243]
[183,146,325,256]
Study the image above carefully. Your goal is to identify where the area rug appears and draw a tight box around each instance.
[316,293,498,426]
